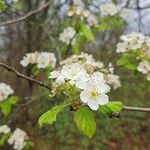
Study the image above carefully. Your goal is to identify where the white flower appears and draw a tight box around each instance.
[20,52,56,69]
[61,63,86,81]
[37,52,56,68]
[8,128,28,150]
[120,33,145,49]
[116,42,129,53]
[80,81,109,110]
[87,14,98,26]
[0,83,14,101]
[107,74,121,89]
[0,125,11,134]
[49,70,65,85]
[137,61,150,74]
[100,3,120,16]
[59,27,76,45]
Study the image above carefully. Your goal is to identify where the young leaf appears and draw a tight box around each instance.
[38,101,70,127]
[99,101,123,116]
[0,96,18,116]
[74,106,96,138]
[0,1,7,11]
[80,23,95,41]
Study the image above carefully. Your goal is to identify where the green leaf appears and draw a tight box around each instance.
[0,1,7,10]
[117,54,130,66]
[38,101,70,127]
[74,107,96,138]
[99,101,123,116]
[0,96,18,116]
[80,23,94,41]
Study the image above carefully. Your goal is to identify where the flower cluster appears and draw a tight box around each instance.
[0,125,10,134]
[50,63,110,110]
[60,53,121,89]
[67,0,98,26]
[8,128,28,150]
[0,83,14,101]
[59,27,76,45]
[20,52,56,69]
[100,3,120,16]
[116,32,150,80]
[60,52,104,73]
[49,53,121,110]
[116,33,146,53]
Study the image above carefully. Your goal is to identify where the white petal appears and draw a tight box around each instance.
[75,80,87,90]
[56,76,65,85]
[87,100,99,110]
[80,90,90,103]
[97,94,109,105]
[96,83,110,93]
[49,71,60,78]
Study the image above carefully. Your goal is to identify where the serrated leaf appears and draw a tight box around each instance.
[99,101,123,116]
[117,54,130,66]
[74,107,96,138]
[80,23,94,41]
[38,101,70,126]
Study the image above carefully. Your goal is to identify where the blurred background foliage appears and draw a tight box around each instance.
[0,0,150,149]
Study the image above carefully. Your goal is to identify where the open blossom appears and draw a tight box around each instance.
[67,2,98,27]
[137,61,150,74]
[59,27,76,45]
[60,53,104,73]
[116,33,146,53]
[79,72,110,110]
[50,63,88,85]
[0,125,11,134]
[20,52,56,69]
[100,3,120,16]
[107,74,121,89]
[8,128,28,150]
[0,83,14,101]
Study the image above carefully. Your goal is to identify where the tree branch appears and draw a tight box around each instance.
[0,62,150,112]
[0,1,52,27]
[123,105,150,112]
[0,62,50,90]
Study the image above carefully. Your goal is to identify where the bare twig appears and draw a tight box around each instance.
[123,106,150,112]
[0,62,50,90]
[0,1,52,27]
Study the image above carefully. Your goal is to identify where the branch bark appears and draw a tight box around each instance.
[123,105,150,112]
[0,62,50,90]
[0,1,52,27]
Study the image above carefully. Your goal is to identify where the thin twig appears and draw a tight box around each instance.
[0,1,52,27]
[123,105,150,112]
[0,62,50,90]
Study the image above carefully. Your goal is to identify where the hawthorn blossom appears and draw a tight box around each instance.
[8,128,28,150]
[137,61,150,74]
[100,3,120,16]
[20,52,56,69]
[107,74,121,89]
[0,83,14,101]
[79,72,110,110]
[50,63,88,85]
[116,33,146,53]
[59,27,76,45]
[60,53,104,73]
[0,125,11,134]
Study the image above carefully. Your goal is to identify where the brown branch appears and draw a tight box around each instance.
[123,105,150,112]
[0,62,50,90]
[0,1,52,27]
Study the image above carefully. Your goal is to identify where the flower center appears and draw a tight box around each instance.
[90,91,99,100]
